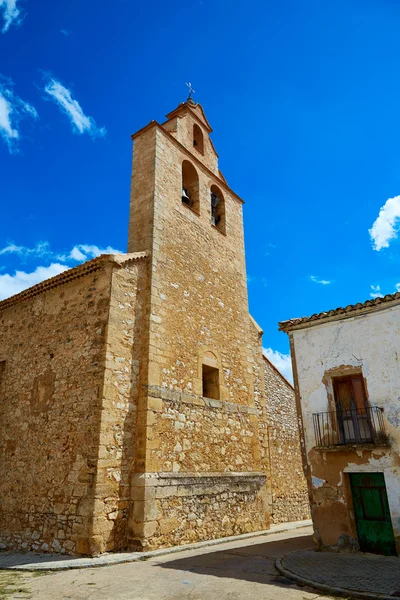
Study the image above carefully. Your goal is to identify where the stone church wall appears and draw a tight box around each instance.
[263,358,310,524]
[0,100,310,557]
[248,319,273,518]
[0,255,148,556]
[0,264,112,554]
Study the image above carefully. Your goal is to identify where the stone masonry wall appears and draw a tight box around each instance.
[0,266,112,555]
[127,117,270,549]
[133,472,267,549]
[0,255,148,556]
[83,256,147,554]
[263,357,310,524]
[171,107,218,175]
[249,318,272,517]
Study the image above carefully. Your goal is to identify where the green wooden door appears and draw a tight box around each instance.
[350,473,397,556]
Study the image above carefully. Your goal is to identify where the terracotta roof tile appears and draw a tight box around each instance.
[278,291,400,332]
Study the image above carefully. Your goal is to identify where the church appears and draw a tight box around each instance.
[0,98,309,555]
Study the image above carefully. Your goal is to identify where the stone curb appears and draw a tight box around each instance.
[275,551,396,600]
[0,520,312,572]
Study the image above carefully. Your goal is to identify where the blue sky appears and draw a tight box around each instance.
[2,0,400,381]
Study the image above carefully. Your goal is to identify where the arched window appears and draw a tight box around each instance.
[182,160,200,213]
[210,185,225,233]
[193,124,204,154]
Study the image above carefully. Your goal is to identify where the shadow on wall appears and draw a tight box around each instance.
[113,266,148,552]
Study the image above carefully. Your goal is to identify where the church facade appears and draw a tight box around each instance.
[0,99,309,556]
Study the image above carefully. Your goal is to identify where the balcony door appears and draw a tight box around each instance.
[333,374,372,443]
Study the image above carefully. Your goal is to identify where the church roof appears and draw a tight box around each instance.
[278,290,400,333]
[0,252,147,313]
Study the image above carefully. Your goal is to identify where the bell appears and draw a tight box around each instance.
[211,192,220,208]
[182,187,191,205]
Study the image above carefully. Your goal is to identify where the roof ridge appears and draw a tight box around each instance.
[279,291,400,332]
[0,252,148,313]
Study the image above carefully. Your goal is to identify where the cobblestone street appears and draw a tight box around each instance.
[0,526,333,600]
[279,548,400,599]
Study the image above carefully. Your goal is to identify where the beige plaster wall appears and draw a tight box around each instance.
[291,306,400,550]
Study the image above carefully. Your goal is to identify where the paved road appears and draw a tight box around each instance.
[281,547,400,598]
[2,526,332,600]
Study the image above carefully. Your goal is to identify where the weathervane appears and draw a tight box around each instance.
[185,81,195,100]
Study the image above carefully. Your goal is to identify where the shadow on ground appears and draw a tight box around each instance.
[157,534,314,587]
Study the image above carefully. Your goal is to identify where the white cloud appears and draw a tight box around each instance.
[0,78,38,152]
[69,246,86,261]
[0,92,17,141]
[395,283,400,293]
[0,264,69,300]
[0,0,21,33]
[60,29,70,36]
[370,284,383,299]
[369,195,400,251]
[0,241,123,301]
[264,242,276,257]
[0,241,50,257]
[263,347,293,384]
[44,78,106,138]
[68,244,121,261]
[0,241,122,262]
[310,275,331,285]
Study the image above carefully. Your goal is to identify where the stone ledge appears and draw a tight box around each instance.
[132,471,267,498]
[145,385,257,415]
[314,443,390,453]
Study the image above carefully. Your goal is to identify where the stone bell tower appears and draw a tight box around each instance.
[127,97,270,550]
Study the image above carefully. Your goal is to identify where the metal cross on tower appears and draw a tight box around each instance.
[185,82,195,100]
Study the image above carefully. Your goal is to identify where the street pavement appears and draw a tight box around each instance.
[0,526,333,600]
[280,547,400,598]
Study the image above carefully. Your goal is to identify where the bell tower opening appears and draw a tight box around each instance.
[210,184,225,233]
[181,160,200,213]
[193,124,204,154]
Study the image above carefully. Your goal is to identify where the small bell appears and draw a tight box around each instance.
[182,187,191,206]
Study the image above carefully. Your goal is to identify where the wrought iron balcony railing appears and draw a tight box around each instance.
[313,406,388,448]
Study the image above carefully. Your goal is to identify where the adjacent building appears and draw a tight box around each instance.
[0,98,309,556]
[280,293,400,556]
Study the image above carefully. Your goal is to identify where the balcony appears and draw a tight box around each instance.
[313,406,389,449]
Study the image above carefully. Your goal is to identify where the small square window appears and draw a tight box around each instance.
[202,364,220,400]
